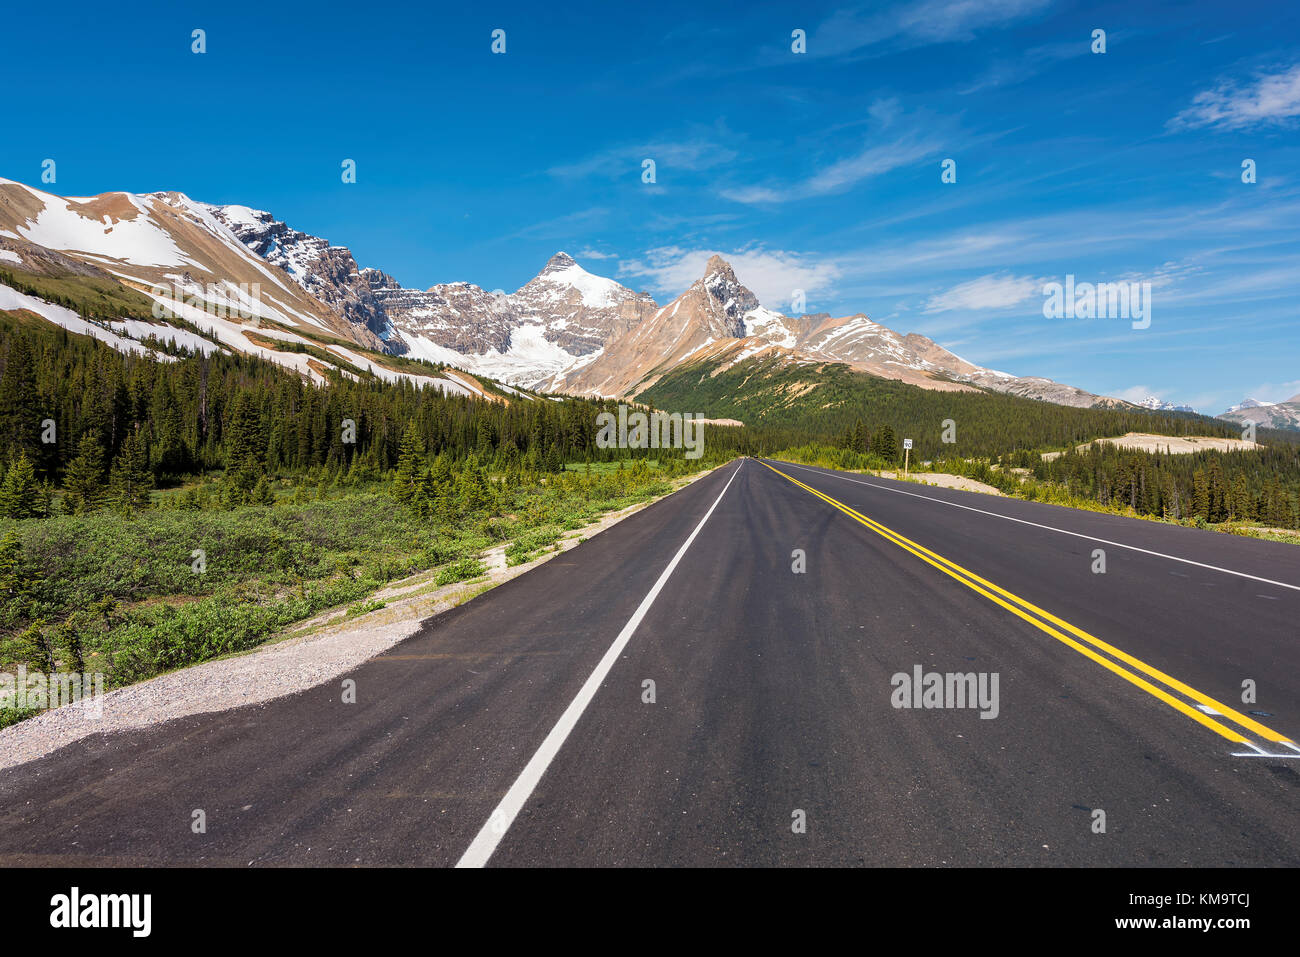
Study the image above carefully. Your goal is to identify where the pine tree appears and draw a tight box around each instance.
[62,432,107,514]
[108,430,154,516]
[429,454,454,519]
[544,442,563,474]
[219,426,266,507]
[251,475,276,506]
[0,332,38,456]
[870,425,898,462]
[458,458,495,511]
[392,424,424,504]
[1206,460,1227,523]
[0,452,41,519]
[1191,468,1209,519]
[1229,474,1253,522]
[0,528,34,613]
[852,419,867,454]
[6,621,54,673]
[224,391,266,471]
[150,377,190,476]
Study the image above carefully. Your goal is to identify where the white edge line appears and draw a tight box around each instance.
[772,460,1300,594]
[454,459,744,868]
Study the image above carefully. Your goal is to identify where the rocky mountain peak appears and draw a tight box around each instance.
[696,255,759,329]
[206,203,397,349]
[704,253,731,275]
[542,251,578,272]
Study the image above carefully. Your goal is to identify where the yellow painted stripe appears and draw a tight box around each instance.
[761,460,1293,747]
[766,463,1292,744]
[796,475,1290,744]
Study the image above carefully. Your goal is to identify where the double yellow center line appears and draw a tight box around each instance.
[760,460,1296,753]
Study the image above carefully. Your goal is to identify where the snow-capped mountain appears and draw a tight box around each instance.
[201,199,660,388]
[373,253,658,387]
[0,179,386,352]
[510,252,658,357]
[1135,395,1197,413]
[1225,398,1270,413]
[204,203,394,347]
[144,191,1118,404]
[550,255,763,396]
[1,176,1150,411]
[1218,395,1300,431]
[551,255,1107,406]
[0,180,494,396]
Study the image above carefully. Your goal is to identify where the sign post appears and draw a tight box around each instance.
[903,438,913,477]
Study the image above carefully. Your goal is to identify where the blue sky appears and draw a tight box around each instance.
[3,0,1298,412]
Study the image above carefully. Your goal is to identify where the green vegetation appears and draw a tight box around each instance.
[346,598,388,618]
[434,557,487,585]
[505,525,563,566]
[639,354,1244,459]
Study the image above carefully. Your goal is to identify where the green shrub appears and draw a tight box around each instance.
[434,558,486,586]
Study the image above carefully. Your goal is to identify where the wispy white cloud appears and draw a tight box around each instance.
[923,273,1046,313]
[807,0,1053,59]
[868,97,902,126]
[548,137,737,179]
[722,129,946,205]
[502,207,609,241]
[1111,385,1163,404]
[957,39,1091,95]
[573,247,614,260]
[1240,379,1300,405]
[720,185,786,204]
[1169,62,1300,131]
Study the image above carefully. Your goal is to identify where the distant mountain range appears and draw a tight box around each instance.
[1217,396,1300,431]
[1134,395,1197,413]
[0,177,1269,425]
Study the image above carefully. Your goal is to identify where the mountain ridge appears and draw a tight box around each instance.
[3,177,1145,412]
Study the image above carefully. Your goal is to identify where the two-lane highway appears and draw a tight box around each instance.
[1,457,1296,866]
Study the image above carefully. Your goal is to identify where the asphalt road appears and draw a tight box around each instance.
[1,457,1297,867]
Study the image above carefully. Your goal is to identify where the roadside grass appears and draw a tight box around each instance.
[562,459,662,474]
[345,598,388,618]
[504,525,563,566]
[434,557,487,585]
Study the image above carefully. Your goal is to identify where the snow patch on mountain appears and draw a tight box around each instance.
[402,322,581,386]
[528,252,625,309]
[1,283,178,360]
[5,182,194,268]
[1225,397,1269,413]
[743,306,796,347]
[108,318,222,356]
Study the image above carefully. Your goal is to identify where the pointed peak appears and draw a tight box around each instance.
[687,253,758,329]
[544,251,578,271]
[703,253,733,277]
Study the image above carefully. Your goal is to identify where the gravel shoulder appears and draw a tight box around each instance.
[875,470,1004,495]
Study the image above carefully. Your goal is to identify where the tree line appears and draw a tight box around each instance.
[0,314,746,519]
[1021,443,1300,527]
